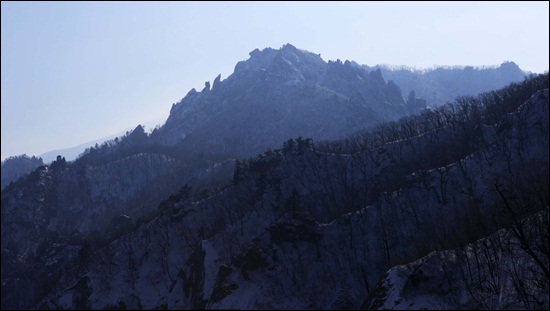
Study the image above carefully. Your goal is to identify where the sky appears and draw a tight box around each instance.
[1,1,549,161]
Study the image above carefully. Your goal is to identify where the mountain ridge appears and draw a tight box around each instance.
[0,44,544,310]
[153,43,419,157]
[29,79,549,310]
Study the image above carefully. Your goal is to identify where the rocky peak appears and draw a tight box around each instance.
[406,90,427,115]
[123,124,148,145]
[158,44,413,151]
[233,44,325,81]
[385,80,405,104]
[369,68,386,85]
[498,61,525,80]
[280,42,298,52]
[202,81,211,93]
[212,74,222,91]
[499,60,520,71]
[234,47,278,74]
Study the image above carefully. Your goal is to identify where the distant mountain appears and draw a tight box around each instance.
[152,43,415,158]
[39,118,165,163]
[0,154,43,190]
[365,61,527,107]
[153,45,528,158]
[39,133,123,164]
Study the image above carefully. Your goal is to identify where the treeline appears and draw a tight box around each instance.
[219,71,548,267]
[75,126,235,169]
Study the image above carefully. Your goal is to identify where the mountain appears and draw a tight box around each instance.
[39,134,124,164]
[1,44,412,310]
[32,76,550,309]
[362,211,548,310]
[0,44,414,238]
[1,43,546,310]
[39,117,166,163]
[0,154,43,190]
[152,43,413,158]
[365,61,527,107]
[1,120,164,193]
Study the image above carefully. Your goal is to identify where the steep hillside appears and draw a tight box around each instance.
[0,42,544,309]
[362,211,548,310]
[0,44,414,310]
[1,45,417,310]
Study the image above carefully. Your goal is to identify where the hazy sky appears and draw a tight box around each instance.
[2,1,549,161]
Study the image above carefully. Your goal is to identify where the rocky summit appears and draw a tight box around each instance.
[153,43,415,158]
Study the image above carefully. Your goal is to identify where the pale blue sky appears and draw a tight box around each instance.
[2,1,549,160]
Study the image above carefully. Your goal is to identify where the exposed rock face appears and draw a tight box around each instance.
[202,81,211,93]
[406,90,427,114]
[154,44,408,158]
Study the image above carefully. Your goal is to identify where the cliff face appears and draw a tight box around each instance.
[154,44,407,158]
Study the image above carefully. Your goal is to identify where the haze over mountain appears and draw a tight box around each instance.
[152,44,413,158]
[1,44,548,310]
[3,2,548,162]
[1,44,527,193]
[0,119,165,191]
[0,154,43,190]
[39,117,166,164]
[367,61,527,108]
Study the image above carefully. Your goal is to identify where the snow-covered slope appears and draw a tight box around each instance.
[362,212,548,310]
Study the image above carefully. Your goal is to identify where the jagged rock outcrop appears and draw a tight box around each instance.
[154,44,409,157]
[405,90,427,114]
